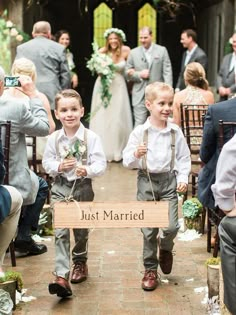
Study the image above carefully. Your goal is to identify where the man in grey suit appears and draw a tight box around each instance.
[175,29,208,91]
[126,26,173,127]
[0,71,50,255]
[15,21,71,127]
[216,33,236,101]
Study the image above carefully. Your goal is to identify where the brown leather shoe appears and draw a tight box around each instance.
[141,270,158,291]
[70,262,88,283]
[159,249,173,274]
[48,276,72,298]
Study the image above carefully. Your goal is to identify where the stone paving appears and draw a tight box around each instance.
[3,162,213,315]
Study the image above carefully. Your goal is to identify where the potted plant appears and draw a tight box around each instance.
[205,257,221,299]
[0,271,23,309]
[182,197,203,232]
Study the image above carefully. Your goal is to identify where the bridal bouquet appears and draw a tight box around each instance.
[87,42,116,109]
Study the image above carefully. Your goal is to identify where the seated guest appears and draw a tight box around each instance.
[0,139,23,274]
[197,97,236,210]
[216,33,236,101]
[0,67,23,273]
[10,57,55,134]
[211,134,236,315]
[0,66,50,256]
[8,57,55,161]
[172,62,214,126]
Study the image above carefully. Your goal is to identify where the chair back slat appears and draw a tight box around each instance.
[218,120,236,151]
[182,105,208,156]
[0,121,11,185]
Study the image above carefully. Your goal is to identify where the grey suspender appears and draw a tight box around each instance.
[142,128,176,172]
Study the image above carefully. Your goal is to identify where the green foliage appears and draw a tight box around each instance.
[182,197,203,219]
[224,41,233,55]
[0,271,23,292]
[0,10,30,73]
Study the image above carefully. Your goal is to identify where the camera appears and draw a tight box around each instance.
[4,76,21,87]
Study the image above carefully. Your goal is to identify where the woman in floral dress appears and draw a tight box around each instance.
[89,28,133,162]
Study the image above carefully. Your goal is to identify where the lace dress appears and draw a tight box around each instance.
[182,85,208,105]
[89,60,133,161]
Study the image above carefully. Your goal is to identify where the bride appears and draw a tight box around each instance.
[89,28,133,162]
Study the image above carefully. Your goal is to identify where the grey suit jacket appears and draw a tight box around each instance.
[0,95,49,205]
[198,98,236,208]
[216,53,236,94]
[126,44,173,107]
[176,46,208,90]
[16,36,71,109]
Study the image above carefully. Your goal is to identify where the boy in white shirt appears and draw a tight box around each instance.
[43,89,106,298]
[123,82,191,291]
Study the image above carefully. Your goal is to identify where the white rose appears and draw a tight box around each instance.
[6,20,13,28]
[16,34,23,42]
[10,28,18,36]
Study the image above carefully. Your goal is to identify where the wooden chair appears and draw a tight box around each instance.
[181,105,208,233]
[26,135,51,204]
[0,121,11,186]
[207,120,236,257]
[0,121,16,266]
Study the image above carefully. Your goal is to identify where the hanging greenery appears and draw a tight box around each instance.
[0,10,30,73]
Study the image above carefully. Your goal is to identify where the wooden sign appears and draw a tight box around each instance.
[54,201,169,228]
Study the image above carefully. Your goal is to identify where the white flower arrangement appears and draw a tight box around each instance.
[87,42,116,110]
[59,140,86,160]
[103,28,126,42]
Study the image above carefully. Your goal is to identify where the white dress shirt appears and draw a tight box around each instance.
[42,123,107,181]
[143,44,153,68]
[229,52,236,72]
[211,134,236,213]
[184,44,198,66]
[123,118,191,184]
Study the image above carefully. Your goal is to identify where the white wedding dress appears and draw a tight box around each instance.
[89,60,133,161]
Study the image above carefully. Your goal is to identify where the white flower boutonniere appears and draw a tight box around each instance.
[60,140,86,160]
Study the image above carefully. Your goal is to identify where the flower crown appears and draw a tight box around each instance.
[104,28,126,42]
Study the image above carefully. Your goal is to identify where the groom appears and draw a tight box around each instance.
[126,26,173,127]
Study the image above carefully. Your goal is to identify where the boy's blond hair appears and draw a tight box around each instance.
[55,89,83,110]
[145,82,174,103]
[11,57,37,82]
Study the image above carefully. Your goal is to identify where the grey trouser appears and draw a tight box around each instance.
[137,171,179,270]
[133,101,148,127]
[0,186,22,266]
[51,177,94,279]
[219,217,236,315]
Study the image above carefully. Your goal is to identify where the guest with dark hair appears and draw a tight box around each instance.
[216,33,236,101]
[55,29,79,89]
[176,29,208,92]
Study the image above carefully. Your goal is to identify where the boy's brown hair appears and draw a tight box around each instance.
[55,89,83,109]
[145,82,174,103]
